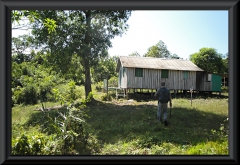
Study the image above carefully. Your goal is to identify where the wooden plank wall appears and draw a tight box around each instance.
[118,66,121,88]
[196,72,211,91]
[123,67,198,90]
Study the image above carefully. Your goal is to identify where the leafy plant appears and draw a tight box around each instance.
[12,132,47,155]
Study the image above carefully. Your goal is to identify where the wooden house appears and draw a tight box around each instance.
[115,56,222,95]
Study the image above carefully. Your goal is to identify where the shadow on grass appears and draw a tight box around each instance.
[24,98,228,149]
[84,100,228,146]
[125,92,228,102]
[24,107,68,135]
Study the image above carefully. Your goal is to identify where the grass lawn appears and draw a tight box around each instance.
[12,89,229,155]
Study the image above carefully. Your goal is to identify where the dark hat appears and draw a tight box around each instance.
[161,82,165,86]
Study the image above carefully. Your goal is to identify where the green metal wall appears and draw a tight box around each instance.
[211,74,222,92]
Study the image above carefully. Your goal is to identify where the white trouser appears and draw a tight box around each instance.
[157,102,168,121]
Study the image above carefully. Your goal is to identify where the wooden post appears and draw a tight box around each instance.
[191,92,192,106]
[224,77,225,87]
[190,86,193,107]
[106,78,108,95]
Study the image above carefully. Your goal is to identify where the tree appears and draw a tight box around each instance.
[12,35,35,63]
[222,52,228,75]
[170,53,181,59]
[14,10,132,99]
[190,47,225,75]
[129,51,140,57]
[92,52,118,83]
[144,40,171,58]
[12,10,57,32]
[64,54,85,85]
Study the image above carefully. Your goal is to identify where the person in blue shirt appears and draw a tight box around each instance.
[154,82,172,126]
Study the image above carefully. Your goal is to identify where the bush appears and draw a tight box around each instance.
[12,103,101,155]
[12,132,46,155]
[53,81,84,105]
[11,61,65,106]
[13,85,38,105]
[221,86,228,93]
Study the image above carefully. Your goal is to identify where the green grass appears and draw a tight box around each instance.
[12,88,229,155]
[12,102,61,139]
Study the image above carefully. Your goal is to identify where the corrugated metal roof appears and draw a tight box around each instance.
[116,56,204,72]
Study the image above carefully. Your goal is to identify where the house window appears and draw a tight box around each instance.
[161,70,169,78]
[135,68,143,77]
[183,71,189,79]
[207,74,212,81]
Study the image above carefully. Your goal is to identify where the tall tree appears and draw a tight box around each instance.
[15,10,132,99]
[129,51,140,57]
[144,40,171,58]
[190,47,225,75]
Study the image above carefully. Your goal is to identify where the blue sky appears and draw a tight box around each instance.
[108,10,228,60]
[12,10,228,60]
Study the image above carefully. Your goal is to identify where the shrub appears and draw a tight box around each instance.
[12,104,100,155]
[13,85,38,105]
[221,86,228,93]
[12,132,46,155]
[12,134,31,155]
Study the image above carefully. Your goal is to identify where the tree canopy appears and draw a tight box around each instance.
[12,10,132,98]
[169,53,181,59]
[91,51,118,83]
[144,40,171,58]
[129,51,141,57]
[222,52,228,75]
[190,47,226,75]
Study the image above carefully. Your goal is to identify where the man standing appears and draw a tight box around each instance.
[154,82,172,126]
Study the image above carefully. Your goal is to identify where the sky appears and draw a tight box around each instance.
[108,10,228,60]
[12,10,228,60]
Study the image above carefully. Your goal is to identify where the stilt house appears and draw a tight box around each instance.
[115,56,222,95]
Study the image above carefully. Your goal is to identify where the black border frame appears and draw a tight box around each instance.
[0,0,239,164]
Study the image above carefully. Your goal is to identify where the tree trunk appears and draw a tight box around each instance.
[83,10,92,99]
[84,58,92,99]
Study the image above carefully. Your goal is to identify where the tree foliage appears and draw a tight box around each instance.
[190,47,226,75]
[222,53,228,75]
[169,53,181,59]
[91,52,118,83]
[129,51,140,57]
[11,61,61,105]
[144,40,171,58]
[12,35,34,63]
[16,10,132,99]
